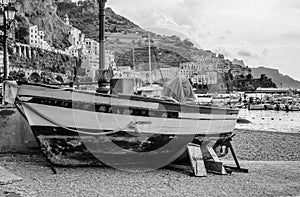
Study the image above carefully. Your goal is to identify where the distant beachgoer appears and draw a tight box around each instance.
[285,104,289,112]
[275,104,280,111]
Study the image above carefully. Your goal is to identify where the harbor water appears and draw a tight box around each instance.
[236,108,300,133]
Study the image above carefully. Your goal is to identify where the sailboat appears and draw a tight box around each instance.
[2,1,239,168]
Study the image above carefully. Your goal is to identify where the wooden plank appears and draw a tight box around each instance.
[167,164,193,173]
[204,160,227,175]
[201,141,227,175]
[187,143,207,177]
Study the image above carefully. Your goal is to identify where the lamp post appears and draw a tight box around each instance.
[0,0,16,80]
[96,0,110,93]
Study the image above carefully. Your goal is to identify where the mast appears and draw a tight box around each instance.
[133,47,137,89]
[148,34,152,85]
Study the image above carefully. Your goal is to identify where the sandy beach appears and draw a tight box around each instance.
[0,129,299,197]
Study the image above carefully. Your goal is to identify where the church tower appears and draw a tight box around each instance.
[63,14,70,26]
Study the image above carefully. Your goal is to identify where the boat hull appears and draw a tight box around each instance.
[31,126,232,167]
[9,83,238,168]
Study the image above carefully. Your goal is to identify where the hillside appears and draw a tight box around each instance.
[56,1,144,40]
[14,0,70,49]
[9,0,279,90]
[55,0,216,63]
[251,67,300,89]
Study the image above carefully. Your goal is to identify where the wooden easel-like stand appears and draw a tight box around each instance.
[168,135,248,177]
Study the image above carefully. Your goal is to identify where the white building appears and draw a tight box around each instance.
[29,25,53,51]
[81,37,115,80]
[83,38,99,55]
[159,67,178,80]
[69,26,84,48]
[29,25,39,47]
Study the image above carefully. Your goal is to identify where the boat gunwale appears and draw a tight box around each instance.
[17,82,240,115]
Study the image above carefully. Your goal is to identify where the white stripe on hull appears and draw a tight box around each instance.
[18,85,236,113]
[19,85,159,109]
[23,103,237,135]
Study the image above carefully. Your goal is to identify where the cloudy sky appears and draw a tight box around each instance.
[105,0,300,80]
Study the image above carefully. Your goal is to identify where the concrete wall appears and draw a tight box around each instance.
[0,107,38,153]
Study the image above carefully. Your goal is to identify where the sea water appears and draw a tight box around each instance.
[236,108,300,133]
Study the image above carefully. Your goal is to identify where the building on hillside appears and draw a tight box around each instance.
[159,67,178,80]
[81,53,99,80]
[83,38,99,55]
[217,63,230,73]
[228,63,252,78]
[81,38,99,79]
[28,25,52,50]
[29,26,39,47]
[105,33,142,44]
[63,14,70,26]
[225,74,277,92]
[69,26,84,47]
[68,45,81,57]
[64,14,85,55]
[81,36,114,80]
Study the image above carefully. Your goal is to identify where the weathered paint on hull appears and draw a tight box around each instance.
[31,126,232,167]
[0,107,38,152]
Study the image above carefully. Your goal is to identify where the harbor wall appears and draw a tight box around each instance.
[0,107,38,153]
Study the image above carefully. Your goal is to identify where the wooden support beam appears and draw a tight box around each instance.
[201,140,227,175]
[167,143,207,177]
[187,143,207,177]
[223,141,249,173]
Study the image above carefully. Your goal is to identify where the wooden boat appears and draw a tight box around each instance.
[3,81,239,168]
[248,104,265,110]
[194,94,213,104]
[288,104,300,111]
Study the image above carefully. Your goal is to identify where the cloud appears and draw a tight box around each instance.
[278,31,300,44]
[237,50,255,58]
[106,0,300,80]
[236,46,269,59]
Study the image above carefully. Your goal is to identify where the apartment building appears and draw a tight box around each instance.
[29,25,52,50]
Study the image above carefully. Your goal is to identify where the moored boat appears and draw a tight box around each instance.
[248,103,266,110]
[3,81,239,168]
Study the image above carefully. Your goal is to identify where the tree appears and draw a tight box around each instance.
[15,26,29,44]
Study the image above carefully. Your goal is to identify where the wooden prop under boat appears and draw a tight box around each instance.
[3,81,239,168]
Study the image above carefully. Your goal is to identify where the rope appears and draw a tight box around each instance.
[22,101,129,136]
